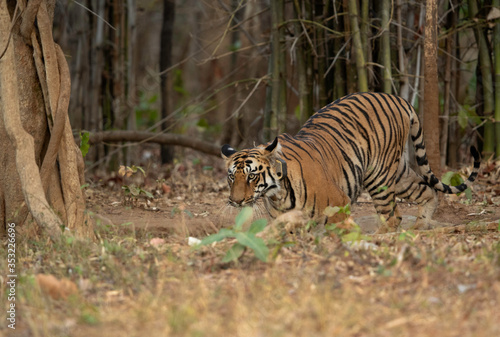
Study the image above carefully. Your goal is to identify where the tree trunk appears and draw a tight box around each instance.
[440,1,455,168]
[293,0,312,125]
[334,2,347,98]
[396,0,409,99]
[423,0,441,174]
[468,0,495,158]
[0,0,92,239]
[348,0,368,92]
[493,0,500,158]
[160,0,175,163]
[265,0,286,138]
[380,0,392,93]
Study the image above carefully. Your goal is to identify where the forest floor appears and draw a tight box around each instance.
[3,151,500,337]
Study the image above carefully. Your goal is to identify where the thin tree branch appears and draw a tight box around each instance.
[88,131,221,157]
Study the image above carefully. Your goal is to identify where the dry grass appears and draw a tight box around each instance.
[2,215,500,337]
[2,157,500,337]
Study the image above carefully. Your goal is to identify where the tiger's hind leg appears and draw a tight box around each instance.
[366,164,403,234]
[394,160,443,230]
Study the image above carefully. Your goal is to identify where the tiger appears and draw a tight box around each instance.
[221,92,480,233]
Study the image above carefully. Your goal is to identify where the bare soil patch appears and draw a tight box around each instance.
[3,156,500,337]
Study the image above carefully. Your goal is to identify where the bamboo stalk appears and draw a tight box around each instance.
[493,0,500,158]
[468,0,495,157]
[360,0,370,86]
[396,0,409,99]
[423,0,441,173]
[348,0,368,92]
[380,0,392,93]
[334,2,347,98]
[270,0,286,135]
[292,0,312,125]
[317,3,329,108]
[441,24,452,168]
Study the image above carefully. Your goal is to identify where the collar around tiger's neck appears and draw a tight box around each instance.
[275,158,287,180]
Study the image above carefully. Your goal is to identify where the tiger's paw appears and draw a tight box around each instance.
[374,215,401,234]
[374,223,400,234]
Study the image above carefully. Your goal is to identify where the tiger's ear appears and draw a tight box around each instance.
[221,144,237,160]
[265,138,287,179]
[264,137,280,154]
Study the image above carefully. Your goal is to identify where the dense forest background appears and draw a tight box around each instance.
[54,0,500,170]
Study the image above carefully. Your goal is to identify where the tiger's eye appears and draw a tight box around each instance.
[228,173,235,180]
[248,173,256,180]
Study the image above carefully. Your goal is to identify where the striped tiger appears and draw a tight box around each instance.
[221,92,480,233]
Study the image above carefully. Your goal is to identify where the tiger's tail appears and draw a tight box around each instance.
[409,110,480,194]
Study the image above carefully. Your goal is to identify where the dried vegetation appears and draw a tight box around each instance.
[1,155,500,337]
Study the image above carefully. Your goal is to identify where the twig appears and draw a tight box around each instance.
[71,0,116,31]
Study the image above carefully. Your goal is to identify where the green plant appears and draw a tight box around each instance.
[198,207,269,263]
[79,131,90,158]
[118,165,153,204]
[135,91,158,128]
[441,171,472,201]
[324,205,370,243]
[323,204,352,218]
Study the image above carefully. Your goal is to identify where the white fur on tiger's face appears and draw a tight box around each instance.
[221,142,285,208]
[221,92,480,233]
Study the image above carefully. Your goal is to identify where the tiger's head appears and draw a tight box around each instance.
[221,137,287,207]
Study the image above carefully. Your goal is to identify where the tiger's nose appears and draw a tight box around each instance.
[228,197,244,206]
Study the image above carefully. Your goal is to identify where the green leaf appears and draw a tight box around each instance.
[200,228,235,246]
[248,219,267,234]
[323,206,341,217]
[458,108,468,129]
[377,185,389,193]
[450,174,464,186]
[234,207,253,231]
[465,188,472,201]
[196,118,209,128]
[234,232,268,262]
[143,190,154,199]
[79,131,90,158]
[441,171,455,185]
[222,243,246,263]
[183,210,194,218]
[129,186,141,196]
[341,231,361,243]
[133,166,146,176]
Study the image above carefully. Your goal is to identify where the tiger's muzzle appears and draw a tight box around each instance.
[228,196,255,207]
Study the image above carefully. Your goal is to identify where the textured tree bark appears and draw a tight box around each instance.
[269,0,286,136]
[292,0,312,125]
[380,0,392,94]
[160,0,175,164]
[0,0,93,240]
[0,0,61,239]
[494,0,500,158]
[348,0,368,92]
[423,0,441,174]
[468,0,495,158]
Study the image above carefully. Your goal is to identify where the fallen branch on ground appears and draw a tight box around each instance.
[88,131,220,157]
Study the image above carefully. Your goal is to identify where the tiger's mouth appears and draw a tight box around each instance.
[228,198,256,207]
[228,195,260,207]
